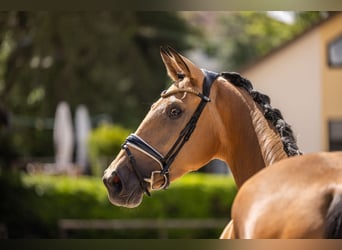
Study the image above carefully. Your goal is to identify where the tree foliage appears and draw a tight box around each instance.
[0,12,195,125]
[0,11,197,162]
[185,11,329,70]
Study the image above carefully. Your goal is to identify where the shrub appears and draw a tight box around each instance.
[1,172,237,238]
[88,124,131,176]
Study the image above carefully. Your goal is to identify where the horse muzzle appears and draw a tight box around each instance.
[102,167,144,208]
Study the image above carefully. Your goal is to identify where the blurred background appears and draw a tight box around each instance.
[0,11,341,238]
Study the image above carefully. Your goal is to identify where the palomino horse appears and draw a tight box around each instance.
[102,46,308,237]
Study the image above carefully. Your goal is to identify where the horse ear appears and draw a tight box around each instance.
[168,47,203,79]
[160,47,179,81]
[160,46,204,86]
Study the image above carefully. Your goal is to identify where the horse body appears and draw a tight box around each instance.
[231,151,342,238]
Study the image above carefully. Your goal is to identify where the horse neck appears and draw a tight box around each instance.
[212,80,288,188]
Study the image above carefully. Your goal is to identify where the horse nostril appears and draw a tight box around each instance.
[109,171,123,194]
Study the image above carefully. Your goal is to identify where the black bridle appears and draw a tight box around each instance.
[121,70,220,196]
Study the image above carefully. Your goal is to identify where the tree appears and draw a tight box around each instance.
[0,11,197,163]
[182,11,329,71]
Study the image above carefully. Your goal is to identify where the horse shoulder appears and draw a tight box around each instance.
[231,151,342,238]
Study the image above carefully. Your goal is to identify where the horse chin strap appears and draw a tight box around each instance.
[121,69,220,196]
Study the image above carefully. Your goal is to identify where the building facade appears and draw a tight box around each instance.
[241,13,342,153]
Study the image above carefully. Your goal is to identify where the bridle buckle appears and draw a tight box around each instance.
[144,170,169,191]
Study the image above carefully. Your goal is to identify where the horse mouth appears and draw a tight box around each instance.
[108,189,144,208]
[103,170,145,208]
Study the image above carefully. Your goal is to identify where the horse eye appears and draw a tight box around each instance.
[168,107,182,119]
[177,73,185,80]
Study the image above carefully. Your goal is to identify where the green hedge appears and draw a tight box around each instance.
[0,172,237,238]
[87,124,131,176]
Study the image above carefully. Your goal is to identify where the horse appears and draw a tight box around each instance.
[230,151,342,238]
[102,46,301,237]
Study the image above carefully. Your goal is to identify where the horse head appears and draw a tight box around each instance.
[102,47,221,207]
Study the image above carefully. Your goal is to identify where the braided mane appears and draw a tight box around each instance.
[221,72,302,157]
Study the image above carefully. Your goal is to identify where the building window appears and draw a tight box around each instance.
[328,35,342,67]
[329,120,342,151]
